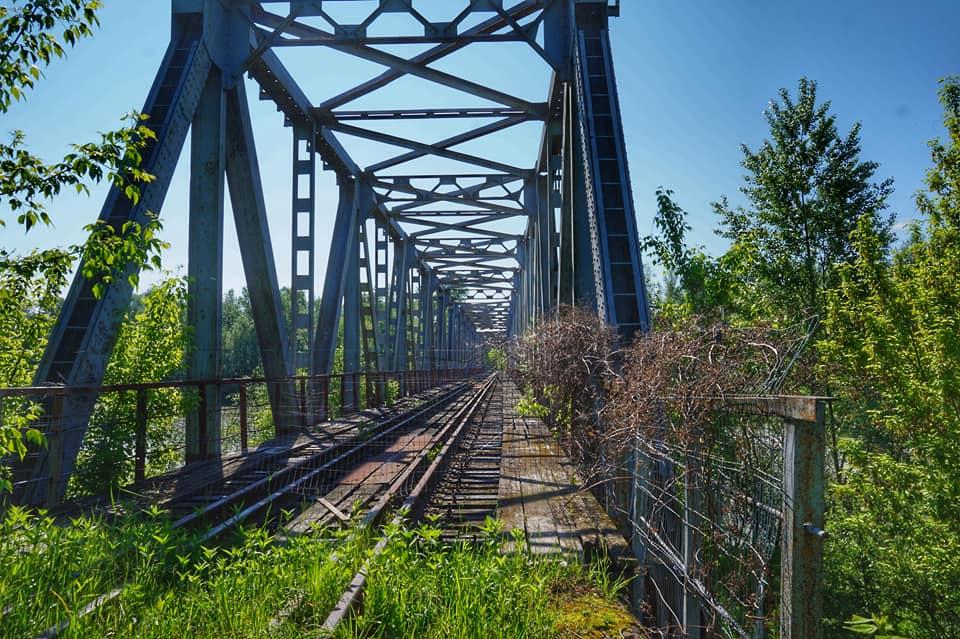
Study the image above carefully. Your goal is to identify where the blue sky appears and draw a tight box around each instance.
[2,0,958,295]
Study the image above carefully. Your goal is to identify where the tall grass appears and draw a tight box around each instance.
[338,519,635,639]
[2,508,636,639]
[0,505,188,637]
[0,506,369,638]
[70,524,370,638]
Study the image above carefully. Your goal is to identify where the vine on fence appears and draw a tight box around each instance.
[511,306,815,635]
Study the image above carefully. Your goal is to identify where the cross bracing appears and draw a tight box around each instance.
[17,0,647,506]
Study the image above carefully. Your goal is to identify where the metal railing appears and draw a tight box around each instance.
[1,368,482,508]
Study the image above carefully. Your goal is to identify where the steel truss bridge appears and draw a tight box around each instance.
[20,0,650,506]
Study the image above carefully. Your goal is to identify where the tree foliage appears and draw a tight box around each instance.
[0,0,172,485]
[0,250,72,490]
[643,187,743,320]
[222,289,260,379]
[640,77,960,636]
[1,1,157,232]
[71,278,190,495]
[817,77,960,638]
[714,77,894,321]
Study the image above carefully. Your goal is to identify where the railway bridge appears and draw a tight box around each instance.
[20,0,648,506]
[3,2,826,638]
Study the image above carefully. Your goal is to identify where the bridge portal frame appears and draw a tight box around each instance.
[19,0,649,507]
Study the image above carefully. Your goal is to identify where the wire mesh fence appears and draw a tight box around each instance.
[510,306,827,638]
[598,397,826,639]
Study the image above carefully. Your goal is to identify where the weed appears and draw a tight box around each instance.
[337,522,638,639]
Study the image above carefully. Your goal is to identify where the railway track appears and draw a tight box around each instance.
[34,375,495,638]
[320,374,504,632]
[165,380,479,539]
[48,383,456,523]
[423,376,503,540]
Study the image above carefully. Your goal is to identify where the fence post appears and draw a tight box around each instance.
[135,389,148,482]
[239,384,248,453]
[780,401,826,639]
[299,378,307,428]
[197,383,208,460]
[45,394,65,509]
[684,450,702,639]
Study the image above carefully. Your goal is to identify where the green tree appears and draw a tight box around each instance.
[222,289,260,379]
[714,77,894,322]
[1,1,162,260]
[221,287,311,379]
[818,78,960,638]
[0,251,72,490]
[71,278,190,495]
[0,1,168,485]
[642,187,742,321]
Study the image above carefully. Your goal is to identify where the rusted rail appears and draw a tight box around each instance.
[31,374,488,638]
[320,374,500,632]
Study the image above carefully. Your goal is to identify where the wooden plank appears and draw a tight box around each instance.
[497,385,526,551]
[496,380,629,562]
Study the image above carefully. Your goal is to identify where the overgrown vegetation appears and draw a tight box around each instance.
[514,77,960,638]
[0,0,166,484]
[339,518,638,639]
[0,505,371,638]
[1,506,635,639]
[0,505,190,638]
[70,277,191,495]
[814,77,960,637]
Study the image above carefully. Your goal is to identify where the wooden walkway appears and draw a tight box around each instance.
[498,380,629,561]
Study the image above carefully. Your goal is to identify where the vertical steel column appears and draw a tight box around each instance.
[516,241,528,332]
[569,85,600,310]
[558,85,577,307]
[186,67,225,462]
[373,218,390,370]
[435,290,447,369]
[538,170,555,315]
[510,285,518,337]
[408,267,421,370]
[224,80,294,431]
[420,271,435,369]
[341,208,362,411]
[452,303,460,367]
[572,3,651,337]
[289,122,317,372]
[389,242,413,372]
[312,177,359,374]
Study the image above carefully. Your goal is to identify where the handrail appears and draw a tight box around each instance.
[0,368,484,398]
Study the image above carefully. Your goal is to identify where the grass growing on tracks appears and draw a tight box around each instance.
[2,507,638,639]
[70,523,370,638]
[0,505,369,638]
[337,518,640,639]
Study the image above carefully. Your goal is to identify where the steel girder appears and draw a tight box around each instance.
[22,0,647,503]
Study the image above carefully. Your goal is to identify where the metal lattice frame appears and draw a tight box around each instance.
[20,0,648,505]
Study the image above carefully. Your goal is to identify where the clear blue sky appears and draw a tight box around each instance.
[2,0,958,295]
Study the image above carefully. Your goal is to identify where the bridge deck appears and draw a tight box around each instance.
[75,378,628,563]
[498,381,628,560]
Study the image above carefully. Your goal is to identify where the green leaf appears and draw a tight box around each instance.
[24,429,46,447]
